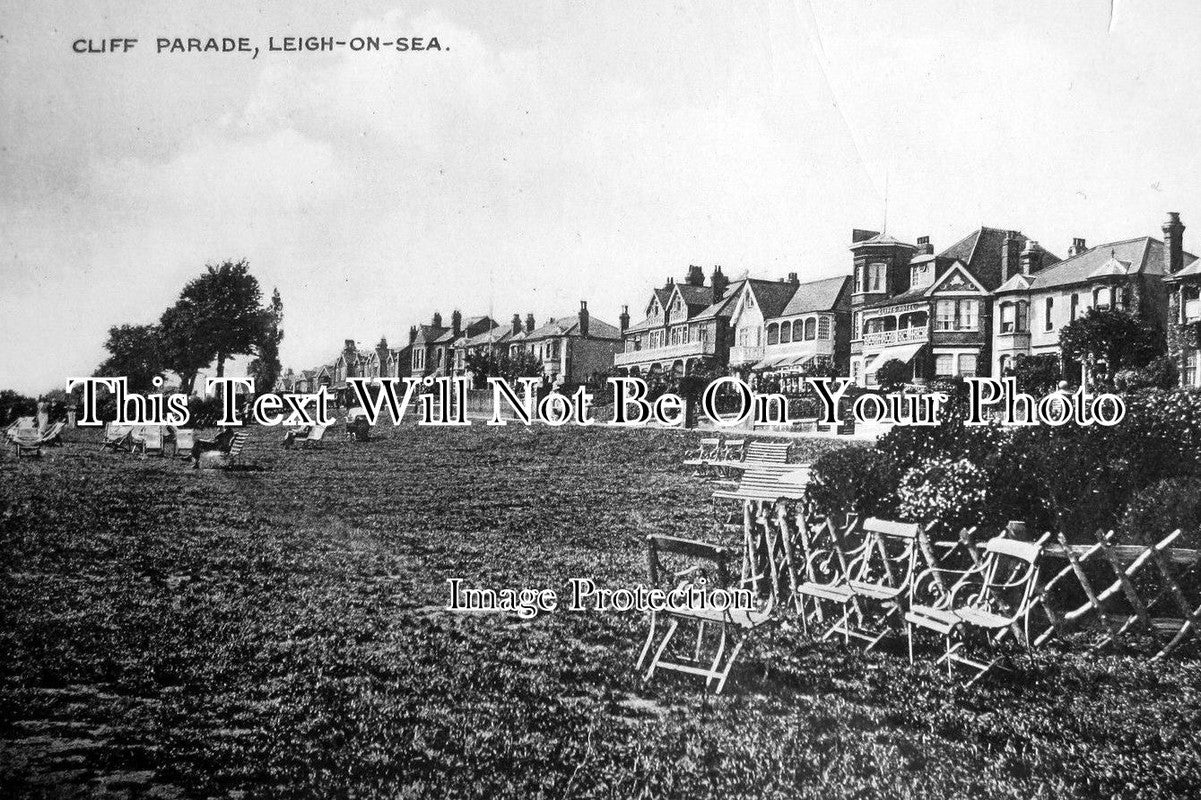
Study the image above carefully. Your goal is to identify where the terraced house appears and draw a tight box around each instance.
[992,214,1193,383]
[726,273,852,380]
[615,265,734,379]
[849,227,1053,386]
[518,302,623,386]
[410,311,496,377]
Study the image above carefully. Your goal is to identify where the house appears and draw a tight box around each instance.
[615,265,735,379]
[726,274,852,380]
[849,227,1055,386]
[1155,215,1200,389]
[993,213,1191,383]
[520,302,623,386]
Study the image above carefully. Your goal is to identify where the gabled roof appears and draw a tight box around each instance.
[776,275,850,317]
[998,236,1196,293]
[935,227,1061,291]
[458,327,508,348]
[691,284,742,321]
[673,283,715,308]
[525,314,622,341]
[413,324,447,344]
[433,329,459,344]
[746,279,800,319]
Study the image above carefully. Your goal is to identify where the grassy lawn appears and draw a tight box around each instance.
[1,424,1199,799]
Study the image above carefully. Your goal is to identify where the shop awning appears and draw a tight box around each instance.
[863,342,925,376]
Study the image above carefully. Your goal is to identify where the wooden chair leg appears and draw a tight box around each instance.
[713,633,747,695]
[644,619,679,680]
[635,612,658,671]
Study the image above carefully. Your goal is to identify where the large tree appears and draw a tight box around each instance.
[95,323,166,392]
[159,300,211,395]
[247,287,284,394]
[1059,308,1163,388]
[177,260,271,379]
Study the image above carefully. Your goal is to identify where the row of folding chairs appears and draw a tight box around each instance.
[639,511,1050,692]
[100,423,193,457]
[5,418,67,458]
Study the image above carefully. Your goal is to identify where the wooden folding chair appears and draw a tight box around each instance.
[134,425,165,456]
[99,423,134,452]
[682,437,722,477]
[797,517,920,649]
[298,424,329,449]
[170,427,195,458]
[637,534,774,694]
[905,534,1049,686]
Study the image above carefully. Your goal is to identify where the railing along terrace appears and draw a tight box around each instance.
[862,326,929,348]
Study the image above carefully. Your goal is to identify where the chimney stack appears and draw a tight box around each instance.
[787,272,799,285]
[409,325,417,344]
[686,265,705,286]
[1069,237,1087,258]
[344,338,356,353]
[1020,240,1043,275]
[578,300,590,337]
[432,311,442,328]
[1002,232,1021,281]
[525,313,536,333]
[376,337,389,373]
[511,313,522,335]
[619,305,630,332]
[710,266,729,301]
[1163,212,1185,274]
[451,310,462,336]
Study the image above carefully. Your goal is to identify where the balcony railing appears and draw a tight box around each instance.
[862,326,929,348]
[728,345,765,365]
[614,339,715,367]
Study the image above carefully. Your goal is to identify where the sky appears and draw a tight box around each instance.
[3,0,1201,395]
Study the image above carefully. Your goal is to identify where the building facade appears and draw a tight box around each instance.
[615,265,735,379]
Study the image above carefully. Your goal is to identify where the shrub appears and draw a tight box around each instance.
[896,457,989,537]
[1011,353,1062,396]
[874,359,909,392]
[1118,476,1201,550]
[808,445,900,523]
[1114,356,1178,392]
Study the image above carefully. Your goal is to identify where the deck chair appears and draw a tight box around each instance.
[796,518,921,649]
[134,426,165,456]
[637,534,774,694]
[905,534,1049,686]
[196,431,251,469]
[170,427,195,458]
[99,423,135,452]
[298,423,329,449]
[39,421,66,446]
[9,431,42,458]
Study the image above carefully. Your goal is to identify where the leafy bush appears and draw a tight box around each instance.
[874,358,909,392]
[1011,353,1062,396]
[1119,476,1201,550]
[896,457,989,537]
[808,445,900,522]
[1114,355,1178,392]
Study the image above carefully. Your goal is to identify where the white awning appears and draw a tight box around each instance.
[863,342,925,375]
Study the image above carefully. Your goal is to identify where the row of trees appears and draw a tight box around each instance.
[96,260,284,395]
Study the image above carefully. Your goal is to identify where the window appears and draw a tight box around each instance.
[767,323,779,345]
[1094,286,1113,310]
[935,299,979,331]
[1187,351,1199,388]
[818,316,831,339]
[1017,301,1029,332]
[1184,286,1201,322]
[935,354,955,376]
[1121,286,1133,311]
[851,359,861,383]
[1070,293,1079,320]
[780,321,792,344]
[911,262,931,288]
[1000,302,1015,333]
[804,318,817,340]
[854,265,863,293]
[633,335,642,352]
[854,311,863,339]
[1045,297,1054,331]
[868,262,886,292]
[959,354,978,377]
